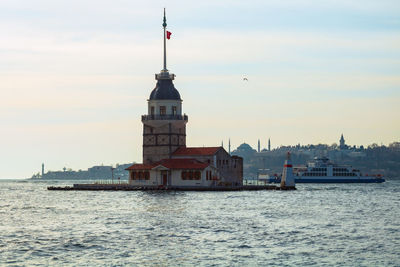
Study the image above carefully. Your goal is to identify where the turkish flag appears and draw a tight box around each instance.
[166,31,172,39]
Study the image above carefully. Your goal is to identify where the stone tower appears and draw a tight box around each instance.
[142,9,188,164]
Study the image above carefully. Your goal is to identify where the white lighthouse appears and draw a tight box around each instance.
[281,152,295,188]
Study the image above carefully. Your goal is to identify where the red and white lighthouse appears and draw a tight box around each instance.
[281,152,295,188]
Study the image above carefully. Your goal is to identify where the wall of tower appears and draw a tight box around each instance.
[142,121,186,164]
[148,100,182,115]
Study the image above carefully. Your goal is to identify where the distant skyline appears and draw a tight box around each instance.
[1,0,399,178]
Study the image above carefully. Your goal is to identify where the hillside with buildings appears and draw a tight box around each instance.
[31,136,400,181]
[31,136,399,181]
[231,136,400,179]
[31,163,133,180]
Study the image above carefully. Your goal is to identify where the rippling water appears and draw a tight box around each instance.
[1,179,399,266]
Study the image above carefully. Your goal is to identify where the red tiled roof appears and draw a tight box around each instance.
[172,147,221,156]
[125,163,155,170]
[125,158,209,171]
[156,158,209,170]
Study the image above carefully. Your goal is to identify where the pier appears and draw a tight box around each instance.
[47,183,295,191]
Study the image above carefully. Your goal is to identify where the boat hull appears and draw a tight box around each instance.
[269,177,385,183]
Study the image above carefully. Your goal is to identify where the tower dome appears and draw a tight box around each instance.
[148,7,181,101]
[149,76,181,100]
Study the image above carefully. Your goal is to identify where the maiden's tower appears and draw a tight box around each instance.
[141,9,187,164]
[126,10,243,188]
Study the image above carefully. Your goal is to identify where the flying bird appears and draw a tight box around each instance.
[243,77,248,81]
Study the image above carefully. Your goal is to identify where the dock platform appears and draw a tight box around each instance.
[47,184,296,191]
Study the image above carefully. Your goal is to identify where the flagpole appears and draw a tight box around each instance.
[163,8,167,71]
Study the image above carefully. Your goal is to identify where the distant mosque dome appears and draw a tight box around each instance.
[149,79,181,100]
[231,143,257,159]
[237,143,255,151]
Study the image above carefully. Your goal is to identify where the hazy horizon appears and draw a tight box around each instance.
[1,0,399,178]
[4,139,398,179]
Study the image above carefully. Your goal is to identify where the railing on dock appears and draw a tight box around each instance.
[244,179,270,186]
[93,180,129,185]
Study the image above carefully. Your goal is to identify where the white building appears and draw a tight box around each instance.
[127,158,219,187]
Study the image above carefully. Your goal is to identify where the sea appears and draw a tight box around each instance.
[0,179,399,266]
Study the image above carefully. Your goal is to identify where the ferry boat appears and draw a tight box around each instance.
[268,157,385,183]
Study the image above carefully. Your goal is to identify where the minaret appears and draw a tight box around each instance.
[142,9,188,164]
[281,152,295,188]
[228,139,231,155]
[339,134,346,149]
[221,140,224,148]
[257,139,260,152]
[268,138,271,151]
[41,163,44,177]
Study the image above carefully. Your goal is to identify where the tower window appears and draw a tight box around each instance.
[172,106,177,115]
[160,106,166,115]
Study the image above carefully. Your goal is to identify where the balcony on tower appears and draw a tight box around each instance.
[155,72,175,80]
[142,114,188,122]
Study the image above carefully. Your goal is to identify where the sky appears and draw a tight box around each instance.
[1,0,399,178]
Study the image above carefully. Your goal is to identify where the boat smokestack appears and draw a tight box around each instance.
[281,152,295,188]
